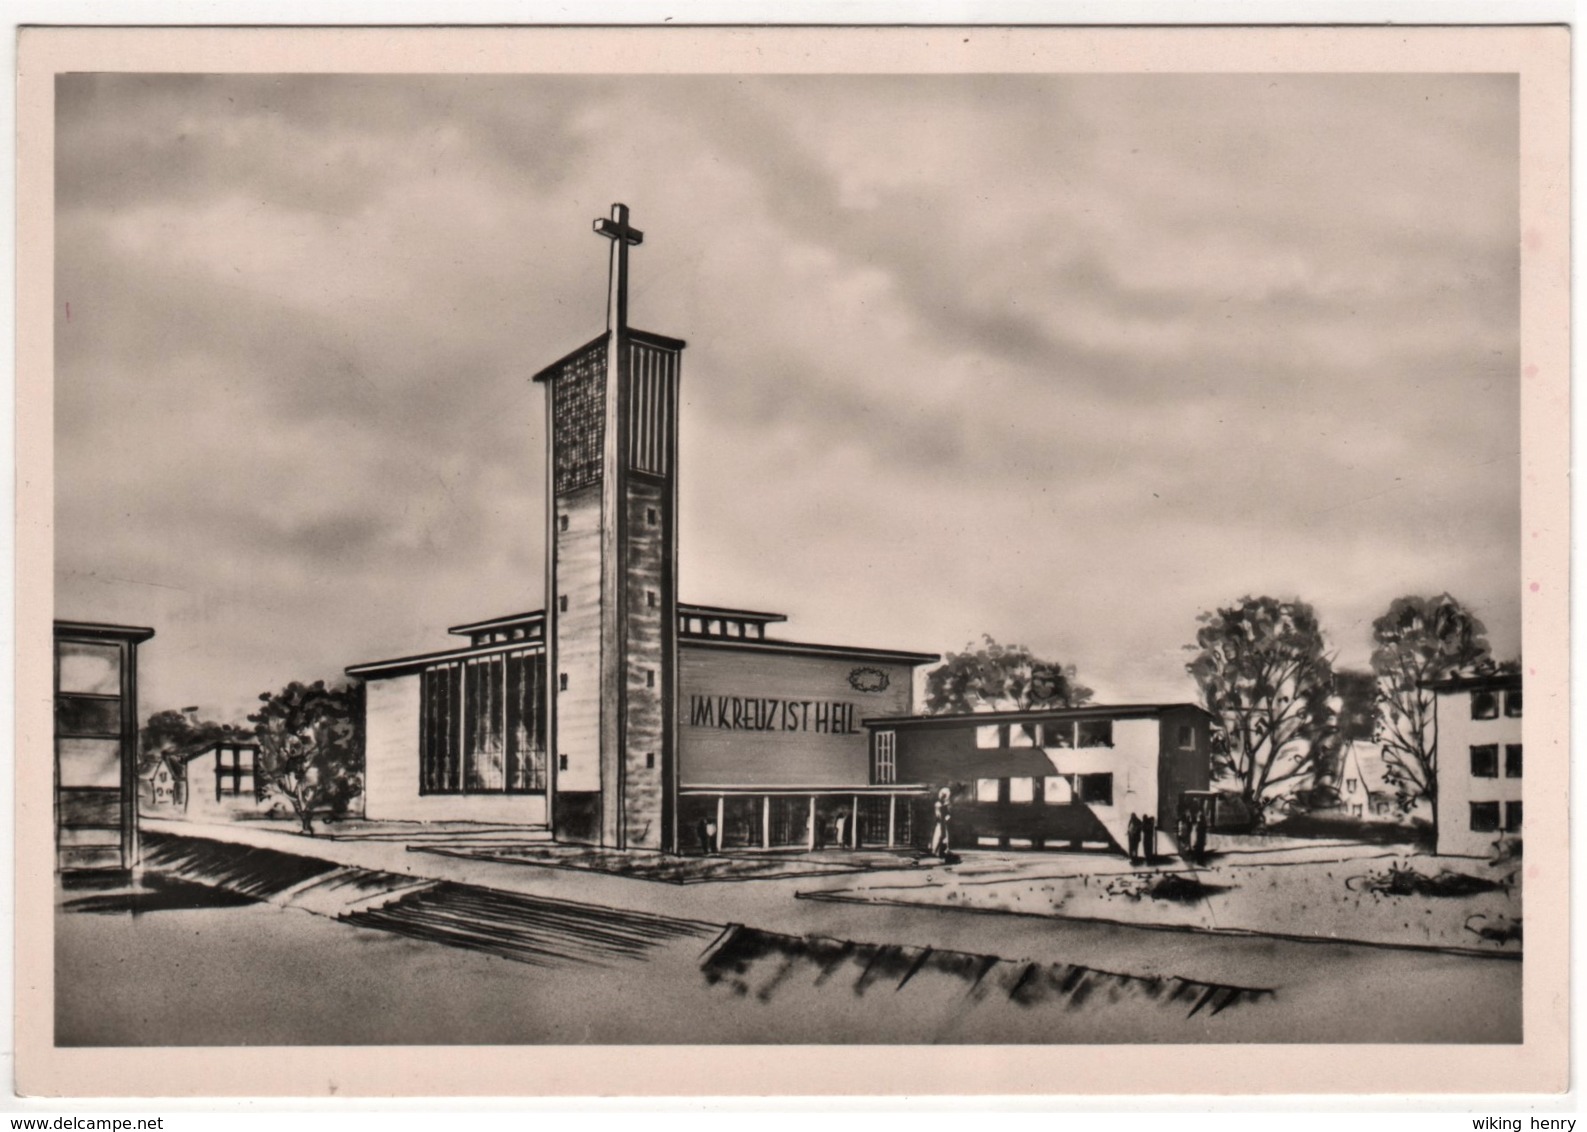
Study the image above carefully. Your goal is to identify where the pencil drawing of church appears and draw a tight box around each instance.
[44,67,1542,1063]
[349,205,941,850]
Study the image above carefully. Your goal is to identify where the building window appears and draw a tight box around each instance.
[1471,690,1499,720]
[214,745,257,799]
[1077,720,1114,748]
[557,514,569,532]
[645,669,655,688]
[1075,773,1114,806]
[975,778,1001,803]
[1176,724,1195,749]
[645,752,655,769]
[419,653,548,795]
[1041,721,1074,748]
[1470,744,1499,778]
[975,724,1004,749]
[872,730,896,784]
[1043,775,1073,804]
[1469,801,1501,833]
[559,673,568,692]
[1008,777,1035,803]
[1345,777,1358,795]
[1009,723,1036,748]
[1505,744,1522,778]
[1504,801,1522,833]
[1504,689,1522,718]
[557,595,568,613]
[559,754,568,771]
[646,508,658,525]
[646,591,657,609]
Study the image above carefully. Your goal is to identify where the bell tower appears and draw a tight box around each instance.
[533,204,683,851]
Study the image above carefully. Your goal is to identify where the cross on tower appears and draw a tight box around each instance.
[594,203,644,335]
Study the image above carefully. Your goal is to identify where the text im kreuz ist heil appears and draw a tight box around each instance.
[1474,1120,1574,1131]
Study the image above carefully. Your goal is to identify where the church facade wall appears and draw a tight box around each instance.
[677,646,914,788]
[364,667,548,825]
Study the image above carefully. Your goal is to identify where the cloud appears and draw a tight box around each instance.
[53,73,1521,720]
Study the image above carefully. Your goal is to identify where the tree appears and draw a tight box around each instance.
[1333,668,1378,743]
[924,635,1091,714]
[248,680,364,835]
[1370,594,1491,811]
[139,708,249,774]
[1186,596,1337,819]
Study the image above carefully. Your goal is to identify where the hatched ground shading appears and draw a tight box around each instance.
[699,925,1273,1021]
[342,881,721,967]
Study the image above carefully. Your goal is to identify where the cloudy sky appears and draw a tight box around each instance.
[55,72,1520,722]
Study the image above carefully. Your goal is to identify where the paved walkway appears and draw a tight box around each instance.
[141,817,1472,990]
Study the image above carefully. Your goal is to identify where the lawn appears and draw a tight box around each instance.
[809,851,1521,954]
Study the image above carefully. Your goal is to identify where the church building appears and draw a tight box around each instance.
[348,205,938,853]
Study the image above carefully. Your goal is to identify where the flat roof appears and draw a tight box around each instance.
[349,631,933,679]
[681,636,938,666]
[347,638,547,679]
[55,619,155,643]
[678,603,788,625]
[1423,671,1523,693]
[448,610,545,636]
[447,602,789,637]
[862,702,1210,729]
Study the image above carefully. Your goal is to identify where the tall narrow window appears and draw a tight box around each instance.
[1504,689,1522,718]
[558,595,569,613]
[872,730,896,784]
[557,514,569,532]
[422,653,545,796]
[1504,744,1522,778]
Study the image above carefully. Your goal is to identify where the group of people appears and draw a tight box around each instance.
[1125,811,1158,865]
[1176,806,1211,863]
[1127,805,1212,866]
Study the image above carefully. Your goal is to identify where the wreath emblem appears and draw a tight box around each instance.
[847,666,890,693]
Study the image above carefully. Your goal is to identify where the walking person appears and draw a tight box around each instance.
[1194,807,1209,862]
[1126,812,1143,865]
[1142,813,1157,863]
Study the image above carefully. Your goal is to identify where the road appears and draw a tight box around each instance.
[55,872,1518,1046]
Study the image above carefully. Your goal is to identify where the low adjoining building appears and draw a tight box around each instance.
[177,739,269,820]
[862,703,1213,853]
[1428,671,1522,857]
[139,755,179,809]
